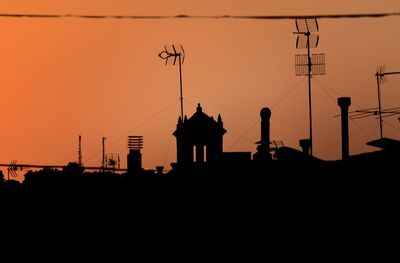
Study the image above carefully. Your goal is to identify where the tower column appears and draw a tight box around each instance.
[338,97,351,160]
[254,107,272,160]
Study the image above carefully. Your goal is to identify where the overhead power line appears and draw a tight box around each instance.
[0,12,400,20]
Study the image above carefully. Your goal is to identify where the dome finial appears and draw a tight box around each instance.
[218,114,222,123]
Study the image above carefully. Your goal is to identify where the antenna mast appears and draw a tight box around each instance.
[347,67,400,148]
[375,67,400,140]
[159,44,186,121]
[102,137,106,171]
[78,135,83,166]
[294,18,325,156]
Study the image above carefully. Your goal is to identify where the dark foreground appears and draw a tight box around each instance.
[0,160,397,227]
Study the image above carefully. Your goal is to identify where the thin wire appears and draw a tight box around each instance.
[83,99,179,165]
[313,78,344,98]
[224,123,257,145]
[313,77,371,143]
[313,78,337,105]
[313,78,351,154]
[314,141,340,155]
[382,119,400,134]
[314,121,378,155]
[313,77,366,109]
[271,76,307,110]
[355,125,379,153]
[350,119,373,140]
[184,98,199,110]
[227,121,259,151]
[226,77,307,150]
[1,12,400,20]
[163,135,174,168]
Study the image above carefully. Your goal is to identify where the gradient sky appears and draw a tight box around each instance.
[1,1,400,176]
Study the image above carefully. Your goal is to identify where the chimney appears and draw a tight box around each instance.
[337,97,351,160]
[299,139,311,156]
[254,107,272,160]
[127,136,144,175]
[260,108,271,149]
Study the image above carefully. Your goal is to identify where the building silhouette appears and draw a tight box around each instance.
[253,107,272,161]
[173,103,226,165]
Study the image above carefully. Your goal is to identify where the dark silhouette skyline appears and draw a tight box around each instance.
[2,2,400,170]
[1,98,400,228]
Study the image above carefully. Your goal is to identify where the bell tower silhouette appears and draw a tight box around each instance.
[173,103,226,165]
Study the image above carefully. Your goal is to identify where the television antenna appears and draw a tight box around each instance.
[102,137,106,171]
[158,44,186,121]
[348,67,400,141]
[78,135,83,166]
[294,18,325,156]
[105,153,120,172]
[7,160,19,180]
[375,66,400,140]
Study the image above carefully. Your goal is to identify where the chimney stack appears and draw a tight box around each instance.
[338,97,351,160]
[127,136,144,175]
[299,139,311,156]
[254,107,272,160]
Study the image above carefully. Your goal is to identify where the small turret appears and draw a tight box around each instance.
[197,103,202,113]
[218,114,222,123]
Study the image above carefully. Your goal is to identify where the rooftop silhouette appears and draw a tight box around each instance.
[1,100,399,227]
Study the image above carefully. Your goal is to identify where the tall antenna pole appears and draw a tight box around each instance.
[102,137,106,171]
[159,44,186,121]
[376,72,383,140]
[178,53,184,121]
[307,32,313,155]
[347,68,400,145]
[374,68,400,141]
[78,135,82,166]
[294,18,324,156]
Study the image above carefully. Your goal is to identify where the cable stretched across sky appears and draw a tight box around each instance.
[0,12,400,20]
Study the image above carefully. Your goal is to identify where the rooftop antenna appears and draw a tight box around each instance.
[78,135,83,166]
[102,137,106,171]
[158,44,186,121]
[105,153,121,172]
[347,67,400,143]
[7,160,19,180]
[375,66,400,140]
[294,18,325,156]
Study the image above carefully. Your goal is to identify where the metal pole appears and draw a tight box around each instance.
[78,135,82,166]
[178,54,184,121]
[376,73,383,140]
[102,137,106,171]
[307,32,313,156]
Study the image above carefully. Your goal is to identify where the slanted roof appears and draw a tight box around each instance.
[185,104,218,129]
[173,103,226,138]
[273,147,320,161]
[366,137,400,149]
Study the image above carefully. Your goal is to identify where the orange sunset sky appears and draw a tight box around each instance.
[1,1,400,174]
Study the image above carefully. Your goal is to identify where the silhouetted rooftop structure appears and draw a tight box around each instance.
[173,103,226,164]
[366,137,400,150]
[253,107,272,160]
